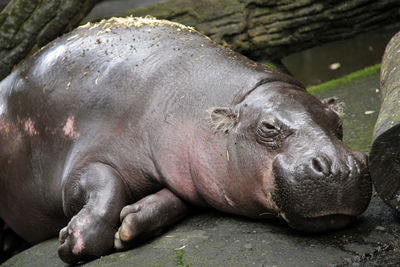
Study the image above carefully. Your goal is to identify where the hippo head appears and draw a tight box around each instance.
[208,81,372,232]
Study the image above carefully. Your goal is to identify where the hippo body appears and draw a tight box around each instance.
[0,17,371,263]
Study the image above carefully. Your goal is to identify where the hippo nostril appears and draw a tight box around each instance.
[312,158,323,173]
[311,157,330,176]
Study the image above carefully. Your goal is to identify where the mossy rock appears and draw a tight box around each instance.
[308,64,381,153]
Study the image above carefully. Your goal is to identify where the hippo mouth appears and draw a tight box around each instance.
[279,213,356,233]
[271,152,372,233]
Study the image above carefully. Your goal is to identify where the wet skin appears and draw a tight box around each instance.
[0,17,372,264]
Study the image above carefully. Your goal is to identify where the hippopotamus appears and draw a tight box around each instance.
[0,17,372,264]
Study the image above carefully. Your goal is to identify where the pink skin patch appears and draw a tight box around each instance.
[63,116,80,139]
[72,230,85,255]
[23,118,38,136]
[0,118,12,134]
[0,117,40,137]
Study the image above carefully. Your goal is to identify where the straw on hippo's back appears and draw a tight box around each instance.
[0,17,372,264]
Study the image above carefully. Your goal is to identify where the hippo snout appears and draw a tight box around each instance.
[309,151,367,181]
[271,150,372,232]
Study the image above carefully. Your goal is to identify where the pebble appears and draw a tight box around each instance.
[375,226,386,231]
[329,62,341,70]
[244,243,253,249]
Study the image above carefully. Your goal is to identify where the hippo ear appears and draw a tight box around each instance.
[322,97,345,117]
[207,107,239,133]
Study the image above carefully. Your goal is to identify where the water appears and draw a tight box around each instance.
[282,26,400,87]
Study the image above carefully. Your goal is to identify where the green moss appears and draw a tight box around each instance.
[307,64,381,95]
[174,249,191,267]
[306,64,382,153]
[262,61,281,71]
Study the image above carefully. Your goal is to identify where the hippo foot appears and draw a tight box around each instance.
[58,210,115,264]
[114,188,188,251]
[58,215,90,264]
[58,163,128,264]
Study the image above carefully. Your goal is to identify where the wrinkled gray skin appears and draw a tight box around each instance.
[0,18,372,264]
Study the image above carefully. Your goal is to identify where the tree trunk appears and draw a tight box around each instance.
[0,0,100,80]
[124,0,400,61]
[370,31,400,212]
[2,0,400,81]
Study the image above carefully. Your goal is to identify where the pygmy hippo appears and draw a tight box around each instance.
[0,17,372,264]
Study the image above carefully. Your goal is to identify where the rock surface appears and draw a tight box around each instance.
[3,65,400,266]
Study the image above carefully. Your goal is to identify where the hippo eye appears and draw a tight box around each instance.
[257,121,280,141]
[263,122,276,130]
[261,122,278,134]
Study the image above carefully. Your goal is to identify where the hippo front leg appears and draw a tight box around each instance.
[114,188,189,251]
[58,163,128,264]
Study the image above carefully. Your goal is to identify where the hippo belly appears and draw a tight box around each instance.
[0,17,371,264]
